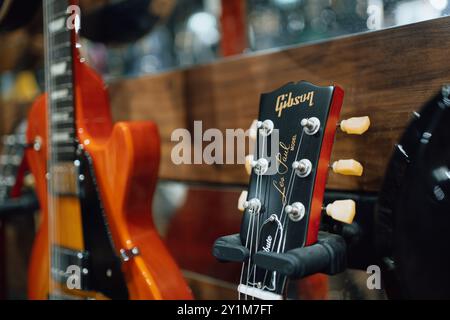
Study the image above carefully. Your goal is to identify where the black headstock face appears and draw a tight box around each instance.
[238,81,343,298]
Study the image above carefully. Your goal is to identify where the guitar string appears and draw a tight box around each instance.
[46,0,54,297]
[248,149,273,293]
[259,127,306,295]
[53,0,61,298]
[47,0,73,297]
[238,205,253,300]
[238,127,261,300]
[242,128,271,299]
[254,135,267,293]
[251,131,264,299]
[277,128,305,252]
[44,0,56,297]
[278,128,312,295]
[278,122,323,296]
[259,157,272,291]
[255,132,268,296]
[51,0,61,297]
[249,131,278,293]
[243,132,266,299]
[247,133,261,300]
[276,128,307,297]
[249,134,266,298]
[241,120,303,296]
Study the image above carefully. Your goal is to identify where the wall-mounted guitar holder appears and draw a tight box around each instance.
[213,231,347,279]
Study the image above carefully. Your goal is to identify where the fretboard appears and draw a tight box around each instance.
[44,0,76,163]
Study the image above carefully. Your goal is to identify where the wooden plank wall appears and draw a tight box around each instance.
[109,17,450,192]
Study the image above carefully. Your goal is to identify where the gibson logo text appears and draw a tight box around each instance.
[275,91,315,117]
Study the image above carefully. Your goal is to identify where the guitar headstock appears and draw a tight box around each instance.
[233,81,343,299]
[214,81,370,300]
[242,81,343,249]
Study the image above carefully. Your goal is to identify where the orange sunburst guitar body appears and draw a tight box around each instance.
[26,0,192,300]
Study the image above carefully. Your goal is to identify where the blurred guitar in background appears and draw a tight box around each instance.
[26,0,191,299]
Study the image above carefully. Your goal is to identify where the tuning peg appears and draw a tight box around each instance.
[245,154,254,175]
[244,121,261,176]
[249,120,258,143]
[331,159,363,176]
[248,119,258,158]
[339,116,370,135]
[325,199,356,224]
[238,190,248,212]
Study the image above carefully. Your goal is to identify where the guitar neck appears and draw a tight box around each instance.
[44,0,77,163]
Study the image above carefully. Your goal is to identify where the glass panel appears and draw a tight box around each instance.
[81,0,450,79]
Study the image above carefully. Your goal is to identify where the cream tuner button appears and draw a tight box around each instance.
[238,190,248,212]
[340,116,370,135]
[325,199,356,224]
[332,159,363,176]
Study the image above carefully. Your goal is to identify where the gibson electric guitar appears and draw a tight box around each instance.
[26,0,192,299]
[213,81,370,299]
